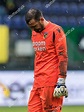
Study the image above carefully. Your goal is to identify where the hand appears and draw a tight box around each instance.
[53,84,68,98]
[53,78,68,98]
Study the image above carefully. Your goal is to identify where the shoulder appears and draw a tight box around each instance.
[50,22,63,32]
[32,31,37,35]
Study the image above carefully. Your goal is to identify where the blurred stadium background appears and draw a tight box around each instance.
[0,0,84,112]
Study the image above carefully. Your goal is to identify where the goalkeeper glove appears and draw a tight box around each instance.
[53,78,68,98]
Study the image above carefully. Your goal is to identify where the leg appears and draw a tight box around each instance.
[40,86,63,112]
[28,88,42,112]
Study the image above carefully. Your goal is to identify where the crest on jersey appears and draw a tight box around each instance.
[44,32,48,38]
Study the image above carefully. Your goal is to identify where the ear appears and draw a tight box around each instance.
[40,17,44,22]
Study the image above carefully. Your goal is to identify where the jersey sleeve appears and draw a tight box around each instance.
[54,27,68,78]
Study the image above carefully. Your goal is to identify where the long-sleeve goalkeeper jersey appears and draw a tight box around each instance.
[32,21,68,88]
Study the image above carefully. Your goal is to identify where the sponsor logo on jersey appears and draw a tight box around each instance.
[33,41,46,51]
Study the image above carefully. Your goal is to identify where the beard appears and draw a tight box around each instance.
[34,23,44,33]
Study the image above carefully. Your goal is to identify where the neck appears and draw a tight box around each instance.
[44,19,49,28]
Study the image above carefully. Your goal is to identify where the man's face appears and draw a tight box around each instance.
[28,18,44,33]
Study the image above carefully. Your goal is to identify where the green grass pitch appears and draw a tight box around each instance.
[0,106,84,112]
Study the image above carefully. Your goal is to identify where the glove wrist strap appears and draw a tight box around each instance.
[57,78,65,85]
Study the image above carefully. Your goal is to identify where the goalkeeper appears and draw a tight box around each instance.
[25,8,68,112]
